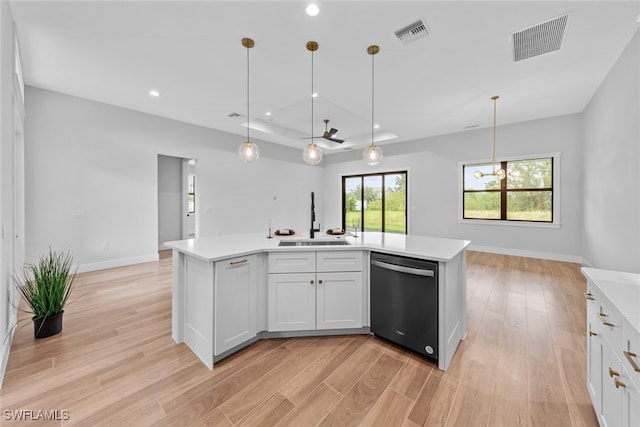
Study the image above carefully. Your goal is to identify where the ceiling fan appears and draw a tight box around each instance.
[302,119,345,143]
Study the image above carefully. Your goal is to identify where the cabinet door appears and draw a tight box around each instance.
[601,341,623,427]
[316,271,363,330]
[587,315,603,412]
[214,255,257,356]
[622,365,640,427]
[268,273,316,331]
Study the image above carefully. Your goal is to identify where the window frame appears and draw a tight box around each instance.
[458,153,561,228]
[342,170,408,234]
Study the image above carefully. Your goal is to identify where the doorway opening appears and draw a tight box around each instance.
[157,155,198,253]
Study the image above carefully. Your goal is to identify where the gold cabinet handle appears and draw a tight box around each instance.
[609,367,620,377]
[614,378,626,389]
[589,330,598,337]
[597,312,614,327]
[623,351,640,372]
[585,291,595,301]
[230,259,248,265]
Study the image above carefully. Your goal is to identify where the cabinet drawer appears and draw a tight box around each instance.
[622,318,640,388]
[317,250,363,272]
[269,251,315,273]
[592,291,622,349]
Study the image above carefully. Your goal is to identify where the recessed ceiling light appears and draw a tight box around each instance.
[374,124,380,129]
[312,92,318,98]
[265,111,271,116]
[306,4,319,17]
[149,90,160,97]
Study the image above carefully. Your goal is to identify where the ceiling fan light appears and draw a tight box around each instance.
[303,142,323,165]
[238,141,259,163]
[363,144,383,166]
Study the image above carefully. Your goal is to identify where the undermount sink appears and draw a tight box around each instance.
[278,239,351,247]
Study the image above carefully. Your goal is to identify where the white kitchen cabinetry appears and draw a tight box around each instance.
[583,268,640,427]
[214,254,258,356]
[268,251,363,332]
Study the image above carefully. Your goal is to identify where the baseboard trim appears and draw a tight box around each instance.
[76,253,160,273]
[469,244,583,264]
[0,320,16,389]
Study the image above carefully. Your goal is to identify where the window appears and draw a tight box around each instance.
[342,171,407,233]
[187,175,195,214]
[461,155,557,224]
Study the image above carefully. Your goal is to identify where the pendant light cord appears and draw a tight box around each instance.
[246,44,250,142]
[371,52,375,148]
[311,48,314,145]
[492,96,497,173]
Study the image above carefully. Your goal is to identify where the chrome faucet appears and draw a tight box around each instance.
[310,192,320,238]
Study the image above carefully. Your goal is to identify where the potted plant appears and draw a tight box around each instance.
[15,248,76,338]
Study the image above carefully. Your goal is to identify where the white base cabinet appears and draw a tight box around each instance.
[214,254,258,356]
[583,268,640,427]
[268,251,364,332]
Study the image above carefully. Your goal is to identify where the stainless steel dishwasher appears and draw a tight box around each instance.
[370,252,438,360]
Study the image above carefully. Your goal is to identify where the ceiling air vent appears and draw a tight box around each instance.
[394,19,429,45]
[512,14,569,62]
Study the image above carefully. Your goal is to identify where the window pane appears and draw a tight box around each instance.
[345,177,361,229]
[464,164,503,190]
[363,175,382,231]
[507,191,552,221]
[384,173,406,233]
[464,192,500,219]
[507,158,552,189]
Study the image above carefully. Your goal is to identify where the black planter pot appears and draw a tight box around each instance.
[32,311,64,339]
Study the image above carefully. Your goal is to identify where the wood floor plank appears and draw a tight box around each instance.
[318,353,404,427]
[0,252,597,427]
[278,335,363,405]
[234,392,295,427]
[276,383,343,427]
[360,388,414,427]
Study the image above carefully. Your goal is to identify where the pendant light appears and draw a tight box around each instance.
[474,95,506,180]
[363,45,383,166]
[303,41,323,165]
[238,37,260,163]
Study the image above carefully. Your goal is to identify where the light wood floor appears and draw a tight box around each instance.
[0,251,598,426]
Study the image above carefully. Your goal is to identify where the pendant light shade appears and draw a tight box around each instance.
[474,95,505,180]
[364,45,382,166]
[238,37,259,163]
[303,143,323,165]
[304,41,323,165]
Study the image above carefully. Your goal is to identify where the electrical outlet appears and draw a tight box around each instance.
[72,210,86,218]
[102,241,109,250]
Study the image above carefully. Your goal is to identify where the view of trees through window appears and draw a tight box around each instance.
[463,157,553,222]
[343,171,407,233]
[188,175,195,214]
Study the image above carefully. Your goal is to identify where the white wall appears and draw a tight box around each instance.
[24,87,324,271]
[582,29,640,273]
[158,154,183,249]
[0,0,20,388]
[323,114,584,262]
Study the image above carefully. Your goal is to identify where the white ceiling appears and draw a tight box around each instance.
[9,1,640,154]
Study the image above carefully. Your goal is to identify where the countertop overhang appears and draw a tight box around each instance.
[164,232,471,263]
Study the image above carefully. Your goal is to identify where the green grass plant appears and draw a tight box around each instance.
[15,248,76,319]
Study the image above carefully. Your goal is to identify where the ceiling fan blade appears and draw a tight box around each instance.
[325,136,345,143]
[327,128,339,137]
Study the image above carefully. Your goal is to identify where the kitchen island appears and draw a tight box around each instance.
[165,232,470,372]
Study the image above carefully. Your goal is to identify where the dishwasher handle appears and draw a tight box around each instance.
[371,259,435,277]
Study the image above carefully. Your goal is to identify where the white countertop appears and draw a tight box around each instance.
[164,231,471,263]
[582,267,640,334]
